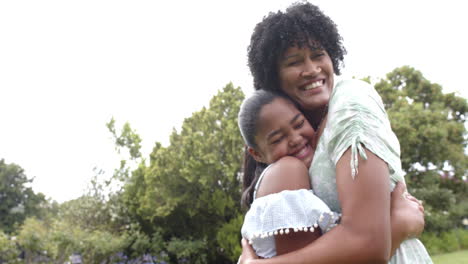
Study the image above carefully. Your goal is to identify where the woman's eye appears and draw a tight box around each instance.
[287,60,300,66]
[311,53,324,59]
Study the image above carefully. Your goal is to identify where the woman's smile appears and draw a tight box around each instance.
[278,45,334,113]
[302,79,325,91]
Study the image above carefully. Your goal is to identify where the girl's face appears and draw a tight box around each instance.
[249,98,316,168]
[277,45,334,112]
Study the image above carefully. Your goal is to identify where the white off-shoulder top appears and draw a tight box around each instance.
[241,165,340,258]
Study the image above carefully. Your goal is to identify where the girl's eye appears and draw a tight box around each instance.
[271,136,284,145]
[294,119,305,129]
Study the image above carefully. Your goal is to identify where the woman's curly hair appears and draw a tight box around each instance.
[247,2,346,92]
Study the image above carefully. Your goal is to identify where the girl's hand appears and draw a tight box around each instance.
[238,238,258,264]
[390,182,425,239]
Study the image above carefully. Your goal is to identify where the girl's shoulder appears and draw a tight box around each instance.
[242,187,338,258]
[255,157,311,199]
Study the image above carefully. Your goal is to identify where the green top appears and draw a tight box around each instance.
[310,79,432,263]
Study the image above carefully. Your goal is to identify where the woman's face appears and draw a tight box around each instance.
[277,45,334,112]
[249,98,316,168]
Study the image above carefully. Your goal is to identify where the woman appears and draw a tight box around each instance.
[239,2,432,263]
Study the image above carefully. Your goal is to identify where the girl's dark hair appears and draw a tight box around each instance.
[238,90,292,208]
[248,1,346,92]
[240,148,267,209]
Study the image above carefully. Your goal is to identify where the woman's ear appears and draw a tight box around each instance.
[247,146,265,163]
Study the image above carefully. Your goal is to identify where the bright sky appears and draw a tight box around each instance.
[1,0,467,203]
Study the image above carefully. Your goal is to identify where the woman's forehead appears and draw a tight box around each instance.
[280,40,323,57]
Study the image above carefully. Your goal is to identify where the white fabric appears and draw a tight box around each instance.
[241,189,339,258]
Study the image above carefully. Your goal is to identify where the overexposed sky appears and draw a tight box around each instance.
[1,0,467,202]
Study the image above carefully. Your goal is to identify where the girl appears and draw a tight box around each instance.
[239,90,340,258]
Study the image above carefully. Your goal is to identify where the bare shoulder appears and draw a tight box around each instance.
[256,156,311,198]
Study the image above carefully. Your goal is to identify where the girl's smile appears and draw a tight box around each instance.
[248,97,316,168]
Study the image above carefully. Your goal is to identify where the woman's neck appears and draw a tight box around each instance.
[305,105,328,130]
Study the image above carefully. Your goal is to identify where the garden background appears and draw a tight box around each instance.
[1,66,467,263]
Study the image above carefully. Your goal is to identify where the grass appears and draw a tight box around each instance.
[432,250,468,264]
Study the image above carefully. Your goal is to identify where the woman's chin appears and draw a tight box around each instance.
[302,97,329,112]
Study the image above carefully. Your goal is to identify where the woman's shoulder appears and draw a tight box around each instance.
[255,157,311,199]
[324,79,403,181]
[330,79,386,114]
[335,79,373,90]
[333,79,379,100]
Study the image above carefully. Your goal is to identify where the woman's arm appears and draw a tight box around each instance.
[240,178,425,264]
[243,148,392,264]
[389,182,425,256]
[255,156,322,255]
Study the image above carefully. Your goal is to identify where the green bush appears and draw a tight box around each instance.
[439,231,460,253]
[421,229,468,255]
[16,217,51,262]
[455,229,468,249]
[216,213,243,262]
[79,230,126,264]
[421,232,443,255]
[166,237,207,264]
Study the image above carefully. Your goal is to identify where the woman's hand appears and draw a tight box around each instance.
[238,238,258,264]
[390,182,425,239]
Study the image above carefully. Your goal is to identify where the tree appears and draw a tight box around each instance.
[374,66,467,232]
[120,83,245,263]
[0,159,47,234]
[0,230,21,263]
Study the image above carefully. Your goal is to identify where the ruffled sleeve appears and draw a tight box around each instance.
[325,79,405,184]
[241,189,340,258]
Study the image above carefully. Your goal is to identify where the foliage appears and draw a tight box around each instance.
[216,213,244,260]
[16,217,50,263]
[120,83,245,263]
[374,66,468,233]
[0,230,21,263]
[166,237,207,264]
[0,159,47,234]
[59,195,112,233]
[107,118,143,161]
[375,66,467,177]
[14,216,132,264]
[420,229,468,255]
[77,229,126,264]
[2,68,466,262]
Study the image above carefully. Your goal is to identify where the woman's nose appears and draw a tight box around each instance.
[301,58,320,77]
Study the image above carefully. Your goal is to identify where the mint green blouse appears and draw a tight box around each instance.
[310,79,433,263]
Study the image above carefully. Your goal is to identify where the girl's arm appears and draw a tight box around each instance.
[255,156,322,255]
[242,148,393,264]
